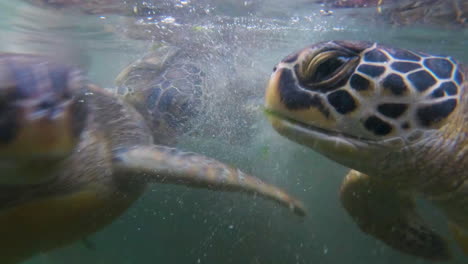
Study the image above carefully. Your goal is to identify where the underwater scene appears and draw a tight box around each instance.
[0,0,467,263]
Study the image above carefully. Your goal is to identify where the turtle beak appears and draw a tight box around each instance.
[264,63,336,136]
[264,65,283,114]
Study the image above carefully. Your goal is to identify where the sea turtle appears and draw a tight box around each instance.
[264,40,467,260]
[381,0,467,27]
[315,0,466,28]
[0,53,306,264]
[113,41,265,147]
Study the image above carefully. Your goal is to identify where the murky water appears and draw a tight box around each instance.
[1,0,467,263]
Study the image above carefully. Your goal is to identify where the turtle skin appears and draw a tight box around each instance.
[0,53,306,264]
[265,40,468,261]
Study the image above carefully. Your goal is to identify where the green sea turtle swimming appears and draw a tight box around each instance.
[317,0,466,28]
[113,43,263,146]
[265,40,467,260]
[0,53,305,264]
[381,0,467,27]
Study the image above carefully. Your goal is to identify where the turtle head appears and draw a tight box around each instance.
[0,54,88,184]
[265,40,465,175]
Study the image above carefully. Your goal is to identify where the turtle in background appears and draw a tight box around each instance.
[0,53,306,264]
[113,36,268,146]
[316,0,466,28]
[382,0,467,27]
[265,40,467,260]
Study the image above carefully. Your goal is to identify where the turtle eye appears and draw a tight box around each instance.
[298,50,359,91]
[308,56,351,83]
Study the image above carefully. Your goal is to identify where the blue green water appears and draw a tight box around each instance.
[1,1,467,263]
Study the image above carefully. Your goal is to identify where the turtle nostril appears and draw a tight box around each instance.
[27,98,61,121]
[38,99,56,110]
[273,66,278,72]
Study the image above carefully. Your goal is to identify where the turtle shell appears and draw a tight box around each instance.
[115,46,205,145]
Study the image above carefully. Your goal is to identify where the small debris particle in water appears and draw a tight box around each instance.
[319,9,334,16]
[161,16,176,24]
[99,16,106,20]
[228,224,234,229]
[197,258,201,263]
[244,0,254,6]
[323,245,328,254]
[193,25,205,31]
[261,145,270,158]
[290,16,300,23]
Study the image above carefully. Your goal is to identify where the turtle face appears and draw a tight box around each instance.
[265,41,464,170]
[0,54,88,162]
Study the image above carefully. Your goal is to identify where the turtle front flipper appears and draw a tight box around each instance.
[340,170,450,260]
[114,145,306,216]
